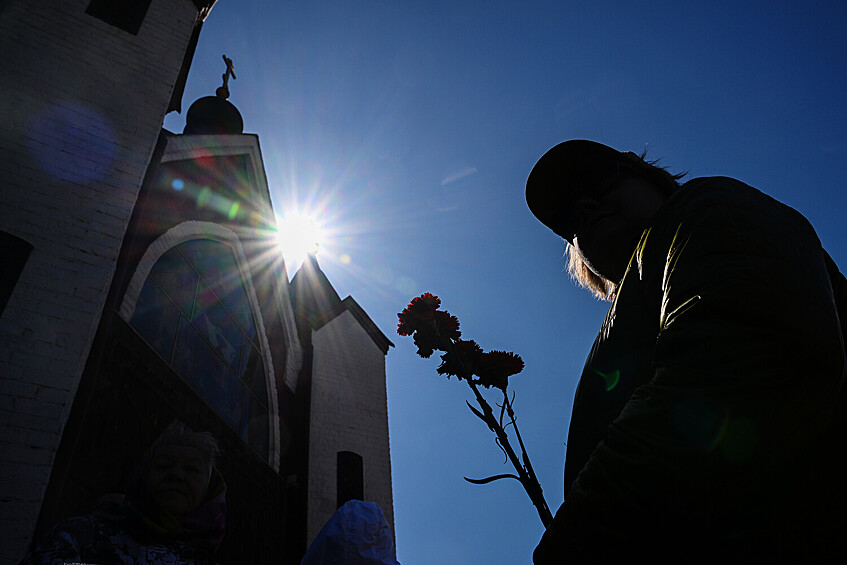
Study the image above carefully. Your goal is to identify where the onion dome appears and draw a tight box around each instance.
[183,54,244,135]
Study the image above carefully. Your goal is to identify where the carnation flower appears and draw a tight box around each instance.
[409,292,440,318]
[473,350,524,391]
[398,294,522,388]
[413,329,438,358]
[434,310,461,340]
[436,339,482,378]
[397,292,442,336]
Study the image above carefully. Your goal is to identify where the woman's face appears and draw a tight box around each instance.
[148,445,211,517]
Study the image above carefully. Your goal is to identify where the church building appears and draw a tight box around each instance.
[0,2,394,564]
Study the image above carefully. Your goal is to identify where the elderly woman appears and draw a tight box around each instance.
[21,421,226,565]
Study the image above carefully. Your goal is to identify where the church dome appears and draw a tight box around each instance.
[183,95,244,135]
[183,55,243,135]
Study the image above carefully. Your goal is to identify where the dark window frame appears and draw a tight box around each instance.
[86,0,153,35]
[0,231,34,316]
[337,451,364,507]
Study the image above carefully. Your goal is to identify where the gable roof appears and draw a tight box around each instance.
[290,255,393,354]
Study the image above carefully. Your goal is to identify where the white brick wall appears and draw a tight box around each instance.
[0,1,200,562]
[307,309,394,546]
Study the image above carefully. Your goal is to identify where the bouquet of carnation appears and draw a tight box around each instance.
[398,293,552,526]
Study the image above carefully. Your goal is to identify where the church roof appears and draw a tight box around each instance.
[290,254,343,321]
[290,255,393,354]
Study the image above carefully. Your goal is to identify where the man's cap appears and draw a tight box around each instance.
[526,139,639,241]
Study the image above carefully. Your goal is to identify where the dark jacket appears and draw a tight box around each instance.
[535,177,847,563]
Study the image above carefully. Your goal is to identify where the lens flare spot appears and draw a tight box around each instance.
[591,367,620,391]
[228,202,240,220]
[340,253,352,265]
[375,266,393,284]
[172,179,185,190]
[27,101,117,186]
[719,418,758,463]
[672,398,730,451]
[394,276,416,295]
[197,187,211,208]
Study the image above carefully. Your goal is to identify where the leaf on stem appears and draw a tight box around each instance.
[466,400,488,424]
[464,473,521,485]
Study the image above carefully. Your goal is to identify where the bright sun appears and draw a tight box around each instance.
[275,211,324,265]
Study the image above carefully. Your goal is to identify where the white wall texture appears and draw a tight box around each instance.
[0,1,199,562]
[307,309,394,546]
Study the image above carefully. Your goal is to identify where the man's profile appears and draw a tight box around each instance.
[526,140,847,563]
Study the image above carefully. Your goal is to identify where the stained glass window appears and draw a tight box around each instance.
[130,239,270,461]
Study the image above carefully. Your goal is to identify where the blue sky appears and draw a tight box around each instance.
[164,2,847,562]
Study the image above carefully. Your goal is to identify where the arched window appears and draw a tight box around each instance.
[129,239,269,460]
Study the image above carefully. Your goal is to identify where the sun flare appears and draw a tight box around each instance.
[275,211,324,266]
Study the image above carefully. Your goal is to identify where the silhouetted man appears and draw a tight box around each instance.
[526,140,847,563]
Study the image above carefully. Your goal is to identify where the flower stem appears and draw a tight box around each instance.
[465,380,552,527]
[503,392,551,526]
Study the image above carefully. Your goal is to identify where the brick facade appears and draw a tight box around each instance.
[307,308,394,544]
[0,2,200,562]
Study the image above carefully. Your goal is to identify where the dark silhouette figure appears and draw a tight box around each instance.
[526,140,847,563]
[20,421,226,565]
